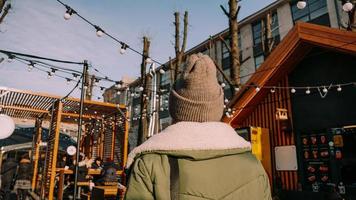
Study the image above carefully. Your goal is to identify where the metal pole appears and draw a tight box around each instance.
[73,60,88,199]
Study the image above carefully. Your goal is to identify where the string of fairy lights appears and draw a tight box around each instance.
[56,0,163,66]
[2,44,356,121]
[1,0,356,120]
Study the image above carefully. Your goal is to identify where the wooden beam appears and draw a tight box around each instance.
[48,101,63,200]
[2,105,48,113]
[32,118,43,191]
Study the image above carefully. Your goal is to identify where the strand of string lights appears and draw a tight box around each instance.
[2,24,356,100]
[0,49,122,89]
[9,51,356,103]
[56,0,164,66]
[222,82,356,118]
[11,54,117,96]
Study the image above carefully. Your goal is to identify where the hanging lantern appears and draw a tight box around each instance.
[66,145,77,156]
[0,114,15,139]
[276,108,288,121]
[343,2,354,12]
[297,1,307,9]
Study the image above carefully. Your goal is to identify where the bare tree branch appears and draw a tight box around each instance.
[0,4,11,25]
[181,11,188,52]
[174,12,180,55]
[220,5,229,17]
[218,34,231,53]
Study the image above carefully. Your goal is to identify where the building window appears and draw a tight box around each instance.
[160,94,169,111]
[291,0,329,26]
[271,12,280,40]
[252,20,264,69]
[254,54,264,68]
[252,12,280,69]
[160,71,171,86]
[221,34,243,68]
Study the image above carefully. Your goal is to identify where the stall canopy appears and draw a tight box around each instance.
[0,86,124,123]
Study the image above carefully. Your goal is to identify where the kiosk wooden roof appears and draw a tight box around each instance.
[224,22,356,126]
[0,86,126,123]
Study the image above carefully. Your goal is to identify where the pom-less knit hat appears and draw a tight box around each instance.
[169,53,224,122]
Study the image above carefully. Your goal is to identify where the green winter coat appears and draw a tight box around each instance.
[125,122,272,200]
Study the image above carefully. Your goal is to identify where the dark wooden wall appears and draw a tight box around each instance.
[239,76,298,191]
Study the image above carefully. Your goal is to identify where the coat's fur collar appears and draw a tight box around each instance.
[126,122,251,168]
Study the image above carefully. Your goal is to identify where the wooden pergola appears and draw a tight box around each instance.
[0,87,129,200]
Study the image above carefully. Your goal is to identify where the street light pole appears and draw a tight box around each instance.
[73,60,88,199]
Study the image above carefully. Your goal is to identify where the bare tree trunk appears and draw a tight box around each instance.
[0,3,11,25]
[169,57,174,85]
[221,0,241,89]
[85,74,95,100]
[138,36,150,145]
[0,0,5,11]
[262,12,275,57]
[173,11,188,82]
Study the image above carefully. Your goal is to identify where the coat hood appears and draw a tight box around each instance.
[126,122,251,168]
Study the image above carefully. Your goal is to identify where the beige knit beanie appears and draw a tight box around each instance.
[169,53,224,122]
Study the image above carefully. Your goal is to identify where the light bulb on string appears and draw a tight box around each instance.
[66,78,71,85]
[27,62,34,72]
[116,91,121,95]
[115,81,122,88]
[337,85,342,92]
[47,72,53,79]
[297,1,307,9]
[322,87,328,93]
[72,73,79,80]
[255,86,260,92]
[138,86,144,92]
[306,88,311,94]
[146,57,153,64]
[343,2,354,12]
[224,98,229,104]
[291,88,296,93]
[120,43,128,54]
[270,88,276,93]
[221,83,226,88]
[64,6,75,20]
[7,55,14,63]
[159,69,165,74]
[94,26,104,37]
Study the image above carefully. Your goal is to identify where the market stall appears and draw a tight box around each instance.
[224,22,356,198]
[0,87,128,200]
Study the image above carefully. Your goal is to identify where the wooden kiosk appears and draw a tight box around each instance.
[0,87,129,200]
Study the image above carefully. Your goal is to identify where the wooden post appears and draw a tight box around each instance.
[57,169,65,200]
[41,100,63,200]
[138,37,150,145]
[122,110,129,169]
[31,118,43,192]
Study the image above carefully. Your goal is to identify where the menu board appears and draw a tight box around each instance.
[301,133,331,189]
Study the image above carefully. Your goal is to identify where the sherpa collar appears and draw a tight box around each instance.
[126,122,251,168]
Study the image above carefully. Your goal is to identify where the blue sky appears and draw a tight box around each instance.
[0,0,276,99]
